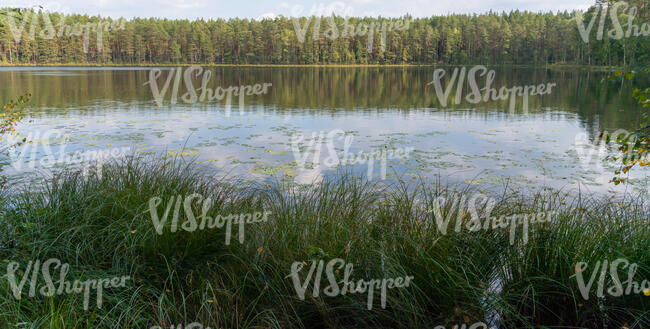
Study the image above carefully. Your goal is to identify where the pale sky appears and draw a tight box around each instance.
[3,0,595,20]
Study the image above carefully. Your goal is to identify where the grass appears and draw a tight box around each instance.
[0,156,648,328]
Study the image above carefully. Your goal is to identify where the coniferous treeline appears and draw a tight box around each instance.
[0,0,648,66]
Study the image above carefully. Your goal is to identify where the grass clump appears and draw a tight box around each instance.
[1,156,648,328]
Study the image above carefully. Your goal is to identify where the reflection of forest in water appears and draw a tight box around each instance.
[0,67,646,143]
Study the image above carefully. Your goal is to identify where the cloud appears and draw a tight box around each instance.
[164,0,207,9]
[4,0,595,19]
[257,12,277,20]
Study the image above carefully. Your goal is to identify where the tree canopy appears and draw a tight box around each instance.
[0,1,648,65]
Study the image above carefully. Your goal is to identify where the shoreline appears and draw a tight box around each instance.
[0,63,627,71]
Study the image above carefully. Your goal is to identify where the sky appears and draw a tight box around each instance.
[3,0,595,20]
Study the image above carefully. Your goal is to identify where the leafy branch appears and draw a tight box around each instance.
[0,93,31,187]
[603,70,649,185]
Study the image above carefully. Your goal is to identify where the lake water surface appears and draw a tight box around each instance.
[1,66,648,196]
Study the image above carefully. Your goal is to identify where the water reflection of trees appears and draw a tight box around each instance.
[0,67,645,140]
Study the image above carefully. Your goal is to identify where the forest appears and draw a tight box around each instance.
[0,0,647,66]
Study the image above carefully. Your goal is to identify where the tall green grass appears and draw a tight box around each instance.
[1,157,648,328]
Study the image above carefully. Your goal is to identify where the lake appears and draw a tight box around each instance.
[1,66,648,196]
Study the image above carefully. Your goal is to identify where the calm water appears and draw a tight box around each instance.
[1,66,648,196]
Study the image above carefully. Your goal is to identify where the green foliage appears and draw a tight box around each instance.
[603,69,649,184]
[306,245,331,261]
[0,93,29,143]
[1,157,648,328]
[0,93,30,188]
[0,2,647,65]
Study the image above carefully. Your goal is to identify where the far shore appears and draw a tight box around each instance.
[0,63,628,71]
